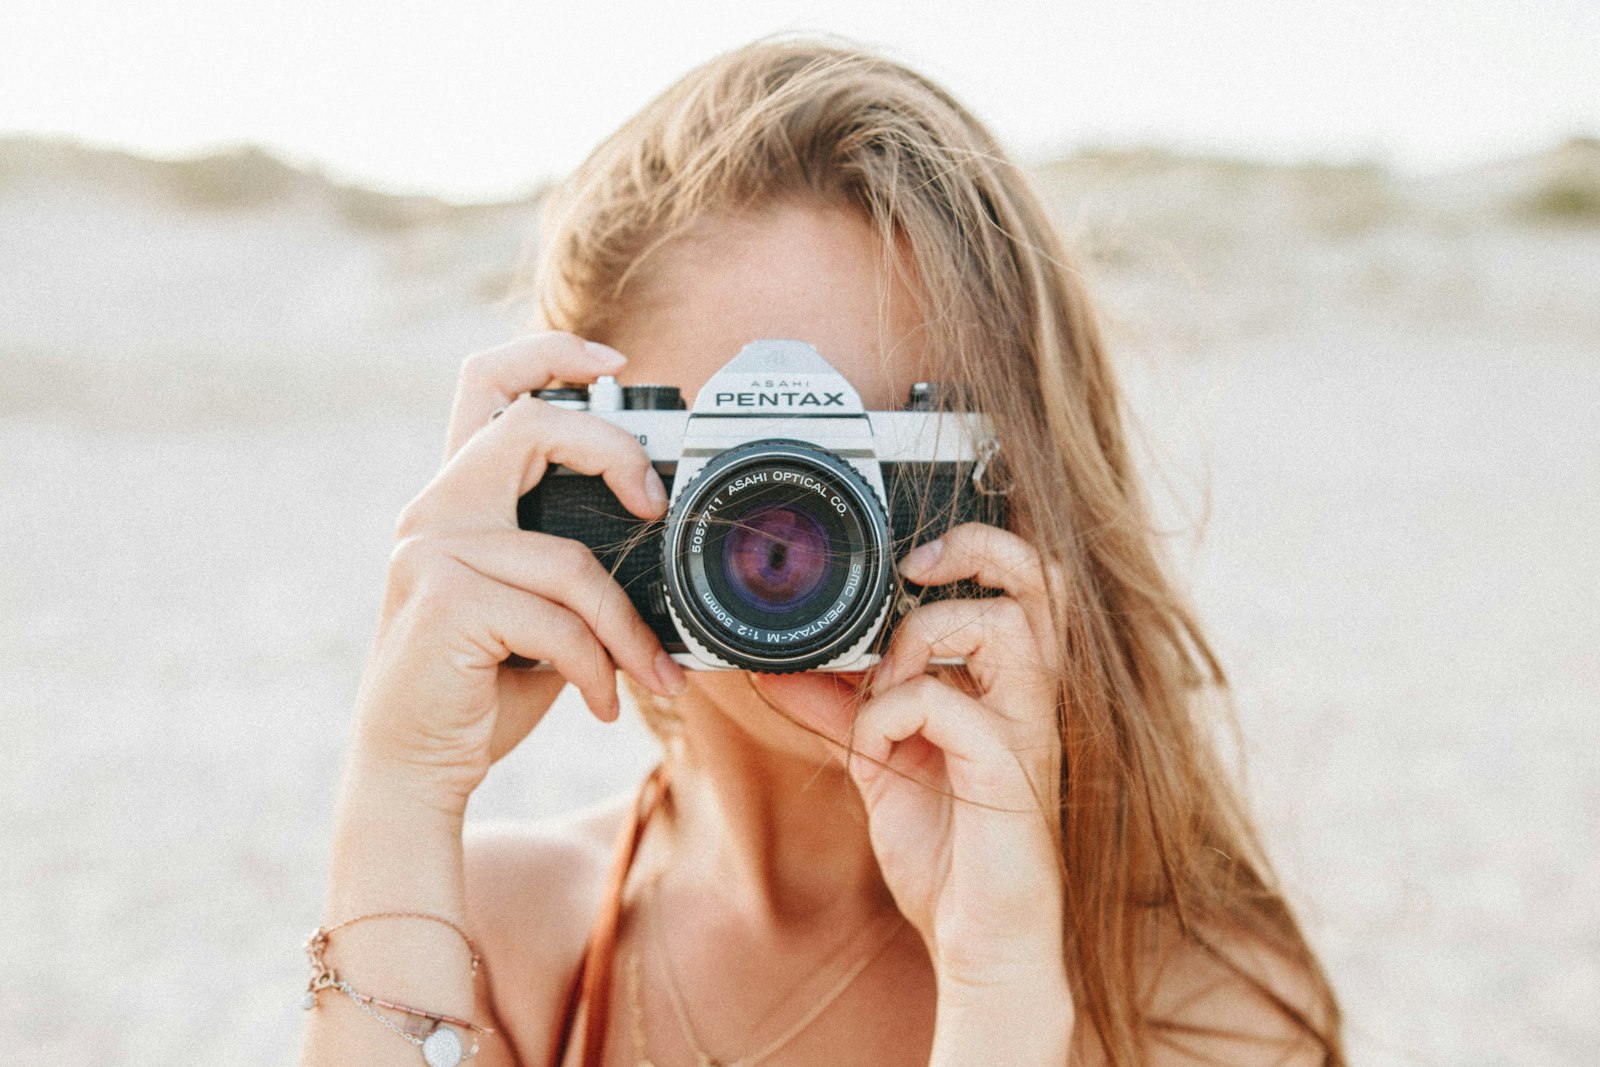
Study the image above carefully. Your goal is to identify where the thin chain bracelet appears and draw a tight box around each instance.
[302,912,486,1009]
[301,912,495,1067]
[334,980,481,1067]
[306,911,482,981]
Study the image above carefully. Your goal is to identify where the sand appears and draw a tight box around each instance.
[3,136,1597,1065]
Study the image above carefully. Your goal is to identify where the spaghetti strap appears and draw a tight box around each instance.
[552,764,669,1067]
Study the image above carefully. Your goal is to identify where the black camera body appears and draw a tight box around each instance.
[517,340,1005,673]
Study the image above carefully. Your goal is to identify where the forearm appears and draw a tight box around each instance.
[930,968,1075,1067]
[298,761,491,1067]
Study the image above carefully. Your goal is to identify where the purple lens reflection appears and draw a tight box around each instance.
[722,504,832,614]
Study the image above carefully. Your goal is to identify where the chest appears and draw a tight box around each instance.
[559,946,936,1067]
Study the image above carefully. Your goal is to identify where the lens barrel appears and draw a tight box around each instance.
[662,440,891,672]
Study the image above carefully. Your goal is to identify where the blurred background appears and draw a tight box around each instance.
[2,2,1597,1064]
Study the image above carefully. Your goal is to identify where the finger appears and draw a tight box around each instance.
[406,393,666,533]
[848,676,1028,804]
[898,523,1057,600]
[476,579,622,722]
[444,332,628,459]
[896,523,1064,637]
[444,527,683,698]
[873,597,1049,698]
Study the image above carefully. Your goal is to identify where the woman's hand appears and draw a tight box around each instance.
[348,332,686,810]
[785,523,1071,996]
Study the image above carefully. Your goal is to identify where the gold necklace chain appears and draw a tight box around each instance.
[629,874,904,1067]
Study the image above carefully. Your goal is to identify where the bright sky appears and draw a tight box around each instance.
[3,0,1597,201]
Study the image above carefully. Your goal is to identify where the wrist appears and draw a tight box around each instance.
[935,955,1072,1007]
[337,753,475,826]
[347,648,503,806]
[324,761,471,933]
[929,908,1067,992]
[932,965,1074,1067]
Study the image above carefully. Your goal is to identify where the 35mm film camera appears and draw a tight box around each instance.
[517,340,1005,673]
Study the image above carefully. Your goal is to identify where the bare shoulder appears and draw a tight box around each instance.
[1135,912,1341,1067]
[462,793,634,1067]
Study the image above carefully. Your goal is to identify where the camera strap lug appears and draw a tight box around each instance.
[970,437,1009,497]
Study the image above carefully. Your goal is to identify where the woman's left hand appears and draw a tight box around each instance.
[781,522,1070,993]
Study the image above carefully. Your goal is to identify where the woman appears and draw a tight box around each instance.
[299,38,1344,1067]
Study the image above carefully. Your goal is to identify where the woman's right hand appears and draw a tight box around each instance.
[346,332,686,810]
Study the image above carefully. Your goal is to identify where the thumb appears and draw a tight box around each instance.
[487,668,568,763]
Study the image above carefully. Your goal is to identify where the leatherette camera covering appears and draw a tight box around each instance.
[517,462,1004,655]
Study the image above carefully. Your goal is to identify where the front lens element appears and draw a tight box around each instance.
[723,504,832,614]
[663,440,892,672]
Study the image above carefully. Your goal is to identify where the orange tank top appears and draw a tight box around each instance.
[551,764,669,1067]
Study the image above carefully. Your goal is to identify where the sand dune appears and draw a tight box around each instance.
[3,135,1597,1065]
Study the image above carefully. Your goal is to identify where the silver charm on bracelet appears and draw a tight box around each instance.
[421,1025,466,1067]
[331,980,479,1066]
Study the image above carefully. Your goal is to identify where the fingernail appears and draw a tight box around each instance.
[899,539,942,575]
[586,341,627,371]
[655,649,687,695]
[643,467,669,512]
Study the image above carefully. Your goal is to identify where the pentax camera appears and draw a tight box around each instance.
[517,339,1005,673]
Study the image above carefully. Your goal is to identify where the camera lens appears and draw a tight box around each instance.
[662,440,891,672]
[723,504,832,614]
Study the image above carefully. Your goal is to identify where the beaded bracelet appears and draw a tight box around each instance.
[302,912,496,1067]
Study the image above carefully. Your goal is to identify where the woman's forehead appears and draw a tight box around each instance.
[600,200,930,411]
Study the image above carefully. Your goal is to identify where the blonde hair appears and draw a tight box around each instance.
[531,36,1343,1066]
